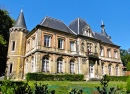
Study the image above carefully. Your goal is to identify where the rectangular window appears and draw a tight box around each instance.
[11,41,15,51]
[107,49,111,58]
[100,47,104,56]
[114,51,118,59]
[70,41,76,51]
[9,63,13,73]
[58,39,64,49]
[44,35,51,47]
[32,37,35,48]
[27,41,30,51]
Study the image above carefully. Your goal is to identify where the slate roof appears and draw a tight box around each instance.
[93,32,114,44]
[13,10,27,29]
[39,16,76,34]
[69,18,88,35]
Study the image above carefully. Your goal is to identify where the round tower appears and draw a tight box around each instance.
[6,9,28,80]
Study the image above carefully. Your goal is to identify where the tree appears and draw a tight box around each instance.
[126,62,130,71]
[120,49,130,71]
[0,9,14,76]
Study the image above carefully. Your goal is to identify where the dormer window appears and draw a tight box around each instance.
[83,25,92,37]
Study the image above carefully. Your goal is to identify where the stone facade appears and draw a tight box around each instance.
[6,10,123,80]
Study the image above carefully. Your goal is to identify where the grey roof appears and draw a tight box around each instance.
[101,24,108,37]
[69,18,88,35]
[13,10,27,29]
[94,32,114,44]
[39,16,75,34]
[101,30,108,37]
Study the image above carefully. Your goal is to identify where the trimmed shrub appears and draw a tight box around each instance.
[108,76,129,81]
[26,73,84,81]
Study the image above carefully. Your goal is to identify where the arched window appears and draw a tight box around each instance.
[100,46,104,56]
[42,57,49,72]
[70,60,75,74]
[116,65,118,76]
[102,64,104,75]
[31,56,35,72]
[108,65,111,75]
[81,43,84,52]
[57,58,63,73]
[25,59,28,73]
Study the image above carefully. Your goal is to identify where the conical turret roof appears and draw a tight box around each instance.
[13,9,27,29]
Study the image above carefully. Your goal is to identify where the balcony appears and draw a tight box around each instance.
[86,52,99,60]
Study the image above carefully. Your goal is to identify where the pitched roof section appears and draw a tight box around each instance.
[93,32,114,44]
[39,16,75,34]
[69,18,88,35]
[13,9,27,29]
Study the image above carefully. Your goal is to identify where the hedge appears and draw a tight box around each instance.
[26,73,84,81]
[108,76,129,81]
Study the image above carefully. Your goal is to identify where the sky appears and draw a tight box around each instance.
[0,0,130,50]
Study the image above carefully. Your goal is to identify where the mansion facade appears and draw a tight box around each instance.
[6,10,123,80]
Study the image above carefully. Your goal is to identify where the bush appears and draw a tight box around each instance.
[108,76,129,81]
[0,80,31,94]
[26,73,84,81]
[126,76,130,93]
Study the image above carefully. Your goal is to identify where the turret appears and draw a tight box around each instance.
[6,9,27,80]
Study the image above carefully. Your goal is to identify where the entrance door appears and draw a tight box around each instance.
[89,63,94,78]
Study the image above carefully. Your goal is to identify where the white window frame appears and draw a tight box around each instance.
[44,35,51,47]
[58,38,64,49]
[57,59,63,73]
[70,41,76,51]
[100,47,104,56]
[107,49,111,58]
[42,57,49,72]
[114,51,118,59]
[70,61,75,73]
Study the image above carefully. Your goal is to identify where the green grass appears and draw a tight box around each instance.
[27,81,127,94]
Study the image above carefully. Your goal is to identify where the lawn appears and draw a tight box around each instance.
[28,81,127,94]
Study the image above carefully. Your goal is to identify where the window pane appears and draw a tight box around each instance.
[58,39,63,49]
[9,63,13,73]
[70,42,74,51]
[12,41,15,51]
[44,36,51,47]
[57,59,62,73]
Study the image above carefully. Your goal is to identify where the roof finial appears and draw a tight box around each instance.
[21,5,23,12]
[100,20,108,37]
[101,20,104,25]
